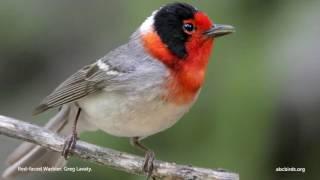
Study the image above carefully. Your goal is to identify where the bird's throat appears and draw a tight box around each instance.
[166,40,213,105]
[141,31,213,105]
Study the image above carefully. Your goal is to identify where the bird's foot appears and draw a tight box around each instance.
[143,150,155,180]
[62,132,78,159]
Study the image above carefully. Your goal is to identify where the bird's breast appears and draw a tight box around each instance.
[78,87,194,138]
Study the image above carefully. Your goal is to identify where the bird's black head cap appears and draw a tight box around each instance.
[154,2,197,59]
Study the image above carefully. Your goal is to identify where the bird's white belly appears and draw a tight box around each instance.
[78,90,191,137]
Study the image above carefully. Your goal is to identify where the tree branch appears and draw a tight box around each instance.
[0,115,239,180]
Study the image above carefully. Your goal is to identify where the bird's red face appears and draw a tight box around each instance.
[140,3,234,104]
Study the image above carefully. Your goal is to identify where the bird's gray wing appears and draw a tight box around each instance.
[33,61,123,115]
[32,38,165,115]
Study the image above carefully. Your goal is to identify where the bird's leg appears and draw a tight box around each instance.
[130,137,155,180]
[62,107,81,159]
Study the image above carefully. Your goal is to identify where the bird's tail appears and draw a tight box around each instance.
[2,104,96,179]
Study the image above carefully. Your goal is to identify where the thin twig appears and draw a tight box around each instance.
[0,115,239,180]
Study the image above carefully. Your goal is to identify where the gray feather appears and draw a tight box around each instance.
[33,30,167,115]
[33,61,121,115]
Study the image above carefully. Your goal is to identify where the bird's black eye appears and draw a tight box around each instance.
[183,23,195,34]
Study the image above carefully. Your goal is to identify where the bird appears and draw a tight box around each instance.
[2,2,234,179]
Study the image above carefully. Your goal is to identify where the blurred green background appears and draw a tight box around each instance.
[0,0,319,180]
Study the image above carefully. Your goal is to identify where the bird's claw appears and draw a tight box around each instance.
[62,132,78,159]
[143,150,155,180]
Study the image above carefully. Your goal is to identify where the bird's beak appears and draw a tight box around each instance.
[204,24,235,38]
